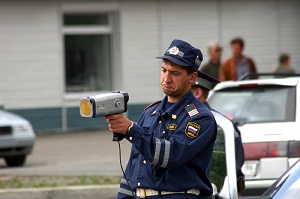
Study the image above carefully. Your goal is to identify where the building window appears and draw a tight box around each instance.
[63,13,113,92]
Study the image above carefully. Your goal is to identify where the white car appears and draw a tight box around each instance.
[208,76,300,196]
[0,103,36,167]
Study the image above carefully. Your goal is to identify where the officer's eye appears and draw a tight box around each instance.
[172,72,180,76]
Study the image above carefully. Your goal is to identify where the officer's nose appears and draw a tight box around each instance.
[163,71,172,82]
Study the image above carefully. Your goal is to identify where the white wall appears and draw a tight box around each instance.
[220,0,300,73]
[278,0,300,71]
[0,1,62,109]
[0,0,299,109]
[157,0,300,73]
[121,0,300,105]
[120,0,161,103]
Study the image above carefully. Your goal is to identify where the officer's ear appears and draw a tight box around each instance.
[189,71,198,83]
[192,87,202,99]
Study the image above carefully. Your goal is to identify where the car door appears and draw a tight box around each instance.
[210,111,238,199]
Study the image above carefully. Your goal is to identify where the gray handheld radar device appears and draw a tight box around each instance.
[79,91,129,141]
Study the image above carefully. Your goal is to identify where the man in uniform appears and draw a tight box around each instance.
[105,39,218,199]
[191,71,245,197]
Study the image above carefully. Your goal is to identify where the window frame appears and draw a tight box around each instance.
[59,3,120,131]
[61,10,120,100]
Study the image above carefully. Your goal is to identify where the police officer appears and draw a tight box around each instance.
[105,39,218,199]
[191,71,245,197]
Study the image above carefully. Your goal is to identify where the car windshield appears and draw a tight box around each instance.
[208,85,296,124]
[259,159,300,199]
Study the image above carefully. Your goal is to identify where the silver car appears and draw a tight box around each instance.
[0,103,36,167]
[208,76,300,195]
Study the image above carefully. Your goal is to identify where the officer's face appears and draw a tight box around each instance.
[160,60,197,103]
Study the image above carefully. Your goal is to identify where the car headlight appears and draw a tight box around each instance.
[14,124,33,132]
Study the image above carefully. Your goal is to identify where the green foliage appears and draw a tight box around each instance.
[0,176,122,189]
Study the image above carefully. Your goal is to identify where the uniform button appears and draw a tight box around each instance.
[129,137,133,140]
[137,182,141,186]
[143,160,146,164]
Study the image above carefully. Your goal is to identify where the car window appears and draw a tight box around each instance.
[208,85,296,124]
[210,125,226,192]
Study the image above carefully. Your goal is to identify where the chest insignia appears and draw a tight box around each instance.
[185,122,201,138]
[167,124,177,131]
[185,104,200,119]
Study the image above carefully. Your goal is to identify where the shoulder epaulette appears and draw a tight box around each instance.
[144,100,162,110]
[185,103,201,119]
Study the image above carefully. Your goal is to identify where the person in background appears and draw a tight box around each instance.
[273,53,295,78]
[200,42,222,81]
[219,37,257,81]
[191,71,245,198]
[105,39,218,199]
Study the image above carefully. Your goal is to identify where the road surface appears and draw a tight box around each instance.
[0,130,131,176]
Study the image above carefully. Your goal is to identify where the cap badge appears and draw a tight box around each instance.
[168,46,180,55]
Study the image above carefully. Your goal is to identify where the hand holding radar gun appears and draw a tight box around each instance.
[79,91,129,141]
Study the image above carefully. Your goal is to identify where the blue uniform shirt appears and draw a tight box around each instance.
[118,90,217,198]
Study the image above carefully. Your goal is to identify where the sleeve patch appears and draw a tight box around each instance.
[185,122,201,138]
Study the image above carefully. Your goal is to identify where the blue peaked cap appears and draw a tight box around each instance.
[193,71,220,91]
[156,39,203,71]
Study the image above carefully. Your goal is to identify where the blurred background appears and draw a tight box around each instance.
[0,0,299,133]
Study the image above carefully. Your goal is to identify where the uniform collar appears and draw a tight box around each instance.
[158,89,195,117]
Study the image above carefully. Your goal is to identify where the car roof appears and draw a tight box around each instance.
[213,77,300,91]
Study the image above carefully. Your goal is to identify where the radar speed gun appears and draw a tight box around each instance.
[79,91,129,141]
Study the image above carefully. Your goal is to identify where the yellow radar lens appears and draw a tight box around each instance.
[80,99,93,117]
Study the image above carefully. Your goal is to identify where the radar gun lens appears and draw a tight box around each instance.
[80,99,93,117]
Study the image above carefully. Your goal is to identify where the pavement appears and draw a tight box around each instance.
[0,130,130,199]
[0,130,255,199]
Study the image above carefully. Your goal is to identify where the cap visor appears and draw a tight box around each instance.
[156,55,190,67]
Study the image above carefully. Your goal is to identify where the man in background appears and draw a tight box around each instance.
[273,53,295,78]
[200,42,222,81]
[219,37,257,81]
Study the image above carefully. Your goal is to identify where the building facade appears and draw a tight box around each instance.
[0,0,299,132]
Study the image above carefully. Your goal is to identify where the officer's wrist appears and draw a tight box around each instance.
[127,121,134,133]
